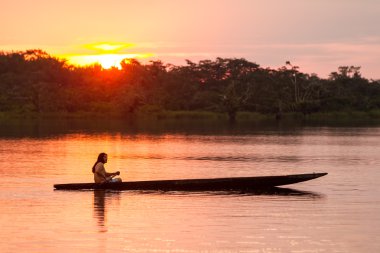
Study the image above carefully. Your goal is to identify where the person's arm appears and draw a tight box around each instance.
[105,171,120,177]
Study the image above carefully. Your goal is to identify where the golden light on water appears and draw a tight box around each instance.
[61,42,153,69]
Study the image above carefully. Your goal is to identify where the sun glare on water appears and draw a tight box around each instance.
[63,43,152,69]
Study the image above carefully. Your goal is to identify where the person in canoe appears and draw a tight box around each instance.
[92,153,122,183]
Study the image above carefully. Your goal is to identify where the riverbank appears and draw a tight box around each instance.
[1,110,380,122]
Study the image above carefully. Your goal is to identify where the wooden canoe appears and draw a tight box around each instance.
[54,172,327,191]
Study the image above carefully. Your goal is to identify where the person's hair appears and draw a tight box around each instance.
[92,153,107,173]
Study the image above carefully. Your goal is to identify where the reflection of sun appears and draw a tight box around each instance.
[61,42,153,69]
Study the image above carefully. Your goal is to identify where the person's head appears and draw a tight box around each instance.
[92,153,108,173]
[98,153,108,163]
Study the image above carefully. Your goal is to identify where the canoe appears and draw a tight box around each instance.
[54,172,327,191]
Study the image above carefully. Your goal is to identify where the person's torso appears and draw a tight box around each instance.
[94,162,106,183]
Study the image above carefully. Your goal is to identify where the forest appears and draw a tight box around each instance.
[1,49,380,122]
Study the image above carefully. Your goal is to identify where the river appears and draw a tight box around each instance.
[0,119,379,252]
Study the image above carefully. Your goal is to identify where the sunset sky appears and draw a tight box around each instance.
[1,0,379,78]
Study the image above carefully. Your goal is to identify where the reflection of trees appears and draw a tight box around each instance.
[93,190,120,232]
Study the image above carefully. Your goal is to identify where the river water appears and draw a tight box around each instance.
[0,119,379,252]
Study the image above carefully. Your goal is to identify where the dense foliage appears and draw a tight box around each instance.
[1,50,380,121]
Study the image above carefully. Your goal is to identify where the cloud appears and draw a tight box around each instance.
[2,37,379,79]
[131,38,380,78]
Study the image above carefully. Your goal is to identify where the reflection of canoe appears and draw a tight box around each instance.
[54,172,327,191]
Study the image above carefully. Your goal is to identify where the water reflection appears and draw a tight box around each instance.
[236,187,324,198]
[93,190,120,232]
[136,187,324,198]
[93,187,323,199]
[3,118,380,139]
[92,187,322,234]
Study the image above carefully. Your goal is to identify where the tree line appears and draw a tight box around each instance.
[1,49,380,122]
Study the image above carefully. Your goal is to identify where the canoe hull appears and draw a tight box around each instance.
[54,173,327,191]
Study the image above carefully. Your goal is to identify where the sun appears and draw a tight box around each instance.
[60,42,153,69]
[96,54,124,69]
[67,54,147,69]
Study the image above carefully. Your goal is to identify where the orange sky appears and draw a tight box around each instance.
[1,0,380,78]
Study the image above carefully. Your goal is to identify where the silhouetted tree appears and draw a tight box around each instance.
[0,50,379,120]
